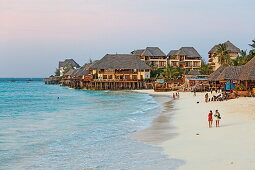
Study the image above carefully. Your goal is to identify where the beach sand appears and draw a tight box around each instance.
[133,90,255,170]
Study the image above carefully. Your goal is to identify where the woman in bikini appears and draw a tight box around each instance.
[208,110,213,128]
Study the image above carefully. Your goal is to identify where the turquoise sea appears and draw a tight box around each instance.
[0,79,183,170]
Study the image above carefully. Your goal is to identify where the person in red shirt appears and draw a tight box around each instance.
[208,110,213,128]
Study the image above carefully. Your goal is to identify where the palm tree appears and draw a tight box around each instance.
[163,64,182,80]
[55,68,60,76]
[199,60,212,75]
[232,50,247,66]
[249,39,255,49]
[213,43,231,66]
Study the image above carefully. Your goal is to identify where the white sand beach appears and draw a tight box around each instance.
[134,90,255,170]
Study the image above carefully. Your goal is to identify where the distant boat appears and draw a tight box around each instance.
[26,79,33,81]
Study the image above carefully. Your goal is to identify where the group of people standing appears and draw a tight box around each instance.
[208,110,221,128]
[205,92,229,102]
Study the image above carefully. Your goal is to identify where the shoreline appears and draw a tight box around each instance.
[133,90,255,170]
[131,94,177,145]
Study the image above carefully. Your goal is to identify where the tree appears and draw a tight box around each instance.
[249,39,255,49]
[162,64,178,79]
[55,68,60,76]
[231,50,247,66]
[248,39,255,61]
[150,68,164,79]
[161,64,185,80]
[213,43,232,66]
[89,58,93,64]
[231,39,255,66]
[199,60,212,75]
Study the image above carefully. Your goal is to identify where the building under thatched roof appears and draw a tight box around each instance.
[216,66,243,81]
[140,47,166,57]
[208,66,226,81]
[167,47,201,59]
[208,40,240,54]
[91,54,151,70]
[187,70,201,75]
[59,59,80,68]
[239,56,255,80]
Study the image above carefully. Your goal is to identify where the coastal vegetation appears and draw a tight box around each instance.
[214,39,255,67]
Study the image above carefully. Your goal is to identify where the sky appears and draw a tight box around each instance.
[0,0,254,77]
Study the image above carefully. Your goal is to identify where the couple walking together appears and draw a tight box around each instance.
[208,110,221,128]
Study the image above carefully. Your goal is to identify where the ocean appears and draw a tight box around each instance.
[0,79,183,170]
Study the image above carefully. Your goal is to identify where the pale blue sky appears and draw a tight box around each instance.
[0,0,254,77]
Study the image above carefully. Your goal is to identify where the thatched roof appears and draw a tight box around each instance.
[167,50,178,56]
[91,54,151,70]
[63,69,74,76]
[70,69,80,77]
[59,59,80,68]
[131,49,145,56]
[208,41,240,54]
[216,66,243,81]
[72,61,98,77]
[141,47,166,57]
[239,56,255,80]
[187,70,201,75]
[208,66,226,81]
[167,47,201,58]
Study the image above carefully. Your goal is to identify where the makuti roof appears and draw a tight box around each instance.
[208,40,241,54]
[167,50,179,57]
[131,49,145,56]
[63,68,74,76]
[73,61,98,77]
[216,66,243,81]
[141,47,166,57]
[187,70,201,75]
[167,47,201,58]
[91,54,151,70]
[59,59,80,68]
[208,66,226,81]
[239,56,255,80]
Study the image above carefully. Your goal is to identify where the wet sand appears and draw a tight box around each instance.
[131,95,177,145]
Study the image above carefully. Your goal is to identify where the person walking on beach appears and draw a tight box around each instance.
[208,110,213,128]
[205,93,208,102]
[214,110,221,127]
[173,93,176,99]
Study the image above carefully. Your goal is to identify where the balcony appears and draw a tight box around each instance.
[93,79,141,82]
[115,71,138,74]
[208,62,215,66]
